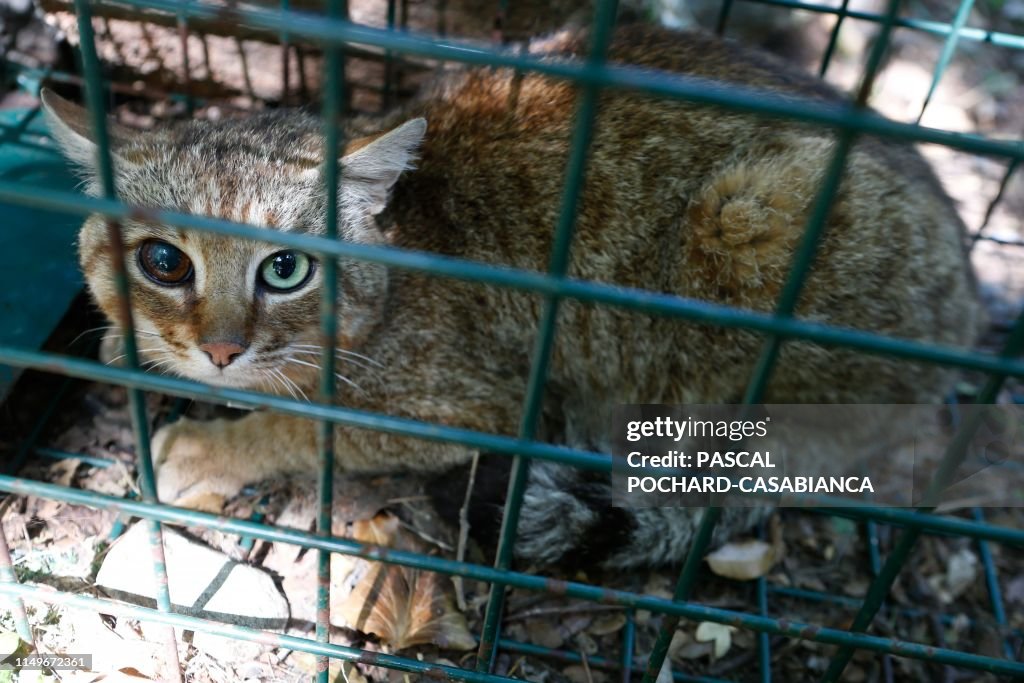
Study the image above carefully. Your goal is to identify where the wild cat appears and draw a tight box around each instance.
[43,25,978,569]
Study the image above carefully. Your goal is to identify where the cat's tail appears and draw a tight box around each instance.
[430,458,768,570]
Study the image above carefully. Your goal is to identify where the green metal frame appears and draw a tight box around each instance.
[1,0,1023,681]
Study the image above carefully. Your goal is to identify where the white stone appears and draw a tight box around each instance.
[96,522,289,662]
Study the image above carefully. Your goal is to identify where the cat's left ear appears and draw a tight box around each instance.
[40,89,140,193]
[339,118,426,215]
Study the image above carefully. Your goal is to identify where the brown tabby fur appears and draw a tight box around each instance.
[44,25,979,568]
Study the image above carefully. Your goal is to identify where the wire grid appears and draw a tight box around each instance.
[0,0,1022,681]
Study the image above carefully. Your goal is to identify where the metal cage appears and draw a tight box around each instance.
[1,0,1023,681]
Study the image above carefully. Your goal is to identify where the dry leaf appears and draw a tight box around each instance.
[655,658,674,683]
[0,629,31,661]
[588,612,626,636]
[928,548,979,603]
[333,513,475,651]
[673,639,713,661]
[667,630,690,661]
[695,622,734,659]
[563,664,608,683]
[339,662,370,683]
[706,540,776,580]
[525,619,564,649]
[48,458,81,488]
[575,632,598,656]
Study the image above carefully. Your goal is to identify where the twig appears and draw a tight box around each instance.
[385,496,432,505]
[506,604,626,622]
[577,638,595,683]
[395,518,453,552]
[454,452,480,611]
[506,655,526,678]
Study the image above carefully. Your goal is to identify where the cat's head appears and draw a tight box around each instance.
[42,89,425,393]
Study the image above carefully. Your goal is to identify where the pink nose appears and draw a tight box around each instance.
[199,342,246,368]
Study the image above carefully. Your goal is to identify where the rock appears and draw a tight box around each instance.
[96,522,289,662]
[706,539,777,580]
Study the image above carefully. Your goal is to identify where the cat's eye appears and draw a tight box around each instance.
[138,240,193,286]
[259,250,313,292]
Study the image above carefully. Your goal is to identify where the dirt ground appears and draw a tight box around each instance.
[1,1,1023,681]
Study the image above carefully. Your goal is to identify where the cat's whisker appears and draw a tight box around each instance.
[73,325,162,349]
[334,372,364,394]
[142,358,178,374]
[261,368,288,399]
[278,370,309,402]
[281,356,365,395]
[289,344,385,369]
[336,348,384,368]
[283,357,321,372]
[271,368,299,401]
[67,324,118,348]
[106,346,172,367]
[287,347,382,373]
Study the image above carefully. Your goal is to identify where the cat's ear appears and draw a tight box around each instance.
[340,118,426,214]
[40,88,139,190]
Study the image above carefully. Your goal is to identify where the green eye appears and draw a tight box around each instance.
[259,250,313,292]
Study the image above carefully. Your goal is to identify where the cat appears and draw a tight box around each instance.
[43,24,979,570]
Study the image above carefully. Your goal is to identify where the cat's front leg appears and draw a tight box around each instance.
[152,411,318,511]
[151,411,476,511]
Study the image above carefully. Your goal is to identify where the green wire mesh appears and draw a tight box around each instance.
[1,0,1023,681]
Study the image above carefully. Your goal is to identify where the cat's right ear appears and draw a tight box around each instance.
[40,89,139,191]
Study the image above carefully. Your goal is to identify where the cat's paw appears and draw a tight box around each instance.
[151,418,247,513]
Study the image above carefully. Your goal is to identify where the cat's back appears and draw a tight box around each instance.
[391,25,957,270]
[385,25,978,406]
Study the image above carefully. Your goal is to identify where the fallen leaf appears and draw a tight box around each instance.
[0,630,30,661]
[525,619,564,649]
[928,548,979,603]
[695,622,734,659]
[587,613,626,636]
[339,662,369,683]
[333,514,475,651]
[562,664,608,683]
[655,658,674,683]
[706,540,776,580]
[667,630,690,661]
[574,632,598,656]
[48,459,81,488]
[672,639,713,660]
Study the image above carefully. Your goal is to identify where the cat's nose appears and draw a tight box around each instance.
[199,341,246,368]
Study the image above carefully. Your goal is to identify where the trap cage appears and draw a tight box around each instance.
[1,0,1023,681]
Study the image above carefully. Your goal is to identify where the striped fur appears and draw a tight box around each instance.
[46,25,978,569]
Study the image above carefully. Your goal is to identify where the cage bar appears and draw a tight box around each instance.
[973,507,1015,660]
[313,0,347,678]
[971,157,1020,251]
[643,7,903,679]
[0,0,1022,680]
[41,0,1024,160]
[2,473,1023,676]
[818,0,850,76]
[70,0,182,675]
[917,0,975,123]
[822,310,1024,681]
[476,0,620,670]
[738,0,1024,51]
